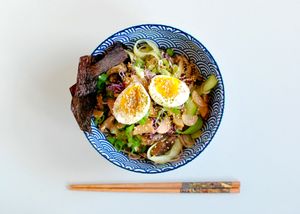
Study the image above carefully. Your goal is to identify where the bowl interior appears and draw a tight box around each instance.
[84,24,224,173]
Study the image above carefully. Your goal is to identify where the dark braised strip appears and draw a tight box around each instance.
[70,42,128,132]
[71,93,96,133]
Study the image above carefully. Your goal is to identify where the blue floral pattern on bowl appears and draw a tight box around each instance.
[84,24,225,173]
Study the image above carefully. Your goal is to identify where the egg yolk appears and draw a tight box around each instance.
[119,85,148,115]
[154,76,180,99]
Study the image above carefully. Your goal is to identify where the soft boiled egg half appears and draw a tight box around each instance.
[113,82,150,125]
[149,75,190,108]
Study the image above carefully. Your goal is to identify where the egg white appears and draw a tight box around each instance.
[113,82,150,125]
[149,75,190,108]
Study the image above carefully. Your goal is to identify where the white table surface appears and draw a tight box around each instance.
[1,0,300,213]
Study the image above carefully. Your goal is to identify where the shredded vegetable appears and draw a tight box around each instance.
[133,39,161,60]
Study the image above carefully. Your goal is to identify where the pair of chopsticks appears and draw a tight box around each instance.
[68,181,240,193]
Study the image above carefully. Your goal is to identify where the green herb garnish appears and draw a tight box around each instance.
[134,58,145,67]
[107,136,116,144]
[138,111,150,125]
[166,48,174,56]
[94,114,105,126]
[164,107,181,115]
[97,73,108,92]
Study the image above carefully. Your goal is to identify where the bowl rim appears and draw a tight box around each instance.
[85,23,225,174]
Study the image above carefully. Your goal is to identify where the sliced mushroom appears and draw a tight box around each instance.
[133,119,155,135]
[93,109,103,118]
[115,122,126,129]
[174,55,193,78]
[106,98,115,113]
[100,115,115,132]
[110,125,121,135]
[96,94,104,110]
[198,106,209,120]
[191,64,204,81]
[141,134,166,146]
[182,113,198,126]
[156,116,171,134]
[107,63,127,76]
[179,134,195,148]
[141,136,154,146]
[203,94,209,103]
[152,134,166,142]
[108,73,120,83]
[192,90,207,107]
[150,140,174,156]
[172,113,184,130]
[149,101,157,117]
[191,90,209,119]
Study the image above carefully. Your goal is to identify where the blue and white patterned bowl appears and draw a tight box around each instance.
[84,24,225,173]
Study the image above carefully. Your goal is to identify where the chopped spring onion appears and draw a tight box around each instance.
[99,73,108,82]
[200,74,218,94]
[184,97,197,115]
[97,73,108,91]
[172,64,181,78]
[159,68,171,76]
[133,57,145,78]
[162,58,170,68]
[126,125,142,152]
[94,114,105,126]
[107,136,116,144]
[147,64,155,71]
[166,48,174,56]
[138,111,149,125]
[134,58,145,67]
[164,107,181,115]
[134,66,145,79]
[125,125,134,139]
[114,139,125,151]
[152,67,158,73]
[138,117,147,125]
[128,135,141,152]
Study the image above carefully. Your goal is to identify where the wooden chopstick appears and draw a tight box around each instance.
[68,181,240,193]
